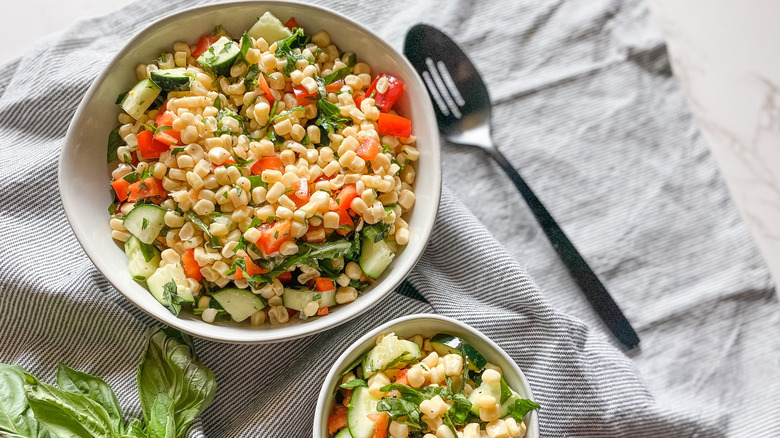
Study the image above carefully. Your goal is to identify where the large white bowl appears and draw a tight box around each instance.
[314,314,540,438]
[59,1,441,343]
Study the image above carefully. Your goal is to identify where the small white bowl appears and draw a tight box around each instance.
[314,314,540,437]
[58,1,441,343]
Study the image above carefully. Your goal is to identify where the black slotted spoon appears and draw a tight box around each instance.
[404,24,639,350]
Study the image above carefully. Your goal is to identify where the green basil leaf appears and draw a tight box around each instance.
[0,364,51,438]
[25,373,115,438]
[506,398,540,421]
[322,67,349,85]
[500,377,512,405]
[137,328,217,438]
[107,127,122,163]
[375,397,423,429]
[379,383,423,404]
[145,394,176,438]
[339,379,367,390]
[123,419,147,438]
[56,363,124,433]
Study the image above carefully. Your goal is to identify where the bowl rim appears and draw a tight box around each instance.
[313,314,540,437]
[58,0,442,344]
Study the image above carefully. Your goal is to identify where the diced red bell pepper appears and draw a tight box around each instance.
[256,74,275,106]
[326,80,345,93]
[251,156,284,175]
[137,130,170,159]
[364,74,405,112]
[277,271,292,283]
[327,404,349,435]
[396,368,409,386]
[181,248,202,281]
[192,34,221,58]
[126,177,166,204]
[314,277,335,292]
[258,220,292,255]
[111,179,131,202]
[356,137,380,161]
[292,85,316,106]
[335,209,354,236]
[353,93,365,111]
[155,110,176,127]
[154,130,180,146]
[284,17,299,30]
[335,184,357,211]
[377,113,412,138]
[293,81,345,106]
[317,307,329,316]
[367,413,389,438]
[291,178,309,207]
[244,256,268,275]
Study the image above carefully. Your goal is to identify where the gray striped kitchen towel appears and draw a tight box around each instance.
[2,0,777,437]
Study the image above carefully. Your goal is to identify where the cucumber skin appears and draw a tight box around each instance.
[346,386,379,438]
[212,288,266,322]
[281,288,336,311]
[124,236,160,280]
[121,79,161,120]
[359,238,395,279]
[429,333,487,371]
[361,335,422,378]
[196,36,240,77]
[247,11,293,43]
[123,204,166,245]
[150,68,193,92]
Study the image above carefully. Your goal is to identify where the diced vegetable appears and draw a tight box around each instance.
[120,79,161,120]
[335,184,358,211]
[211,288,266,322]
[111,179,131,202]
[328,404,349,436]
[196,36,241,77]
[356,137,380,161]
[362,333,422,378]
[284,16,299,30]
[315,277,335,292]
[364,74,405,112]
[146,263,195,305]
[181,248,202,281]
[251,156,284,175]
[126,177,166,204]
[247,11,293,43]
[257,220,292,255]
[137,129,170,159]
[150,68,194,92]
[125,235,160,281]
[377,113,412,137]
[192,34,221,58]
[123,204,166,244]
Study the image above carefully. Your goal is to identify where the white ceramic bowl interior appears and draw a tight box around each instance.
[59,1,441,343]
[314,314,540,438]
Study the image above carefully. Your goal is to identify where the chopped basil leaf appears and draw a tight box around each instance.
[107,127,122,162]
[323,67,349,85]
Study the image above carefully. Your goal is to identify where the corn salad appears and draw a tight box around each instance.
[107,12,418,326]
[328,333,539,438]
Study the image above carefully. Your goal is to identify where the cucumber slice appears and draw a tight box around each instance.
[196,36,240,77]
[334,427,353,438]
[247,11,292,43]
[347,386,380,438]
[120,78,161,120]
[150,68,194,92]
[146,263,195,305]
[361,333,422,378]
[282,288,336,312]
[429,333,487,371]
[124,235,160,280]
[467,377,521,417]
[211,288,266,322]
[359,238,395,279]
[123,204,166,245]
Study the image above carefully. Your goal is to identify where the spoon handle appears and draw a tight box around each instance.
[486,147,640,350]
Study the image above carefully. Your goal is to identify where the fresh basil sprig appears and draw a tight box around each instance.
[0,328,216,438]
